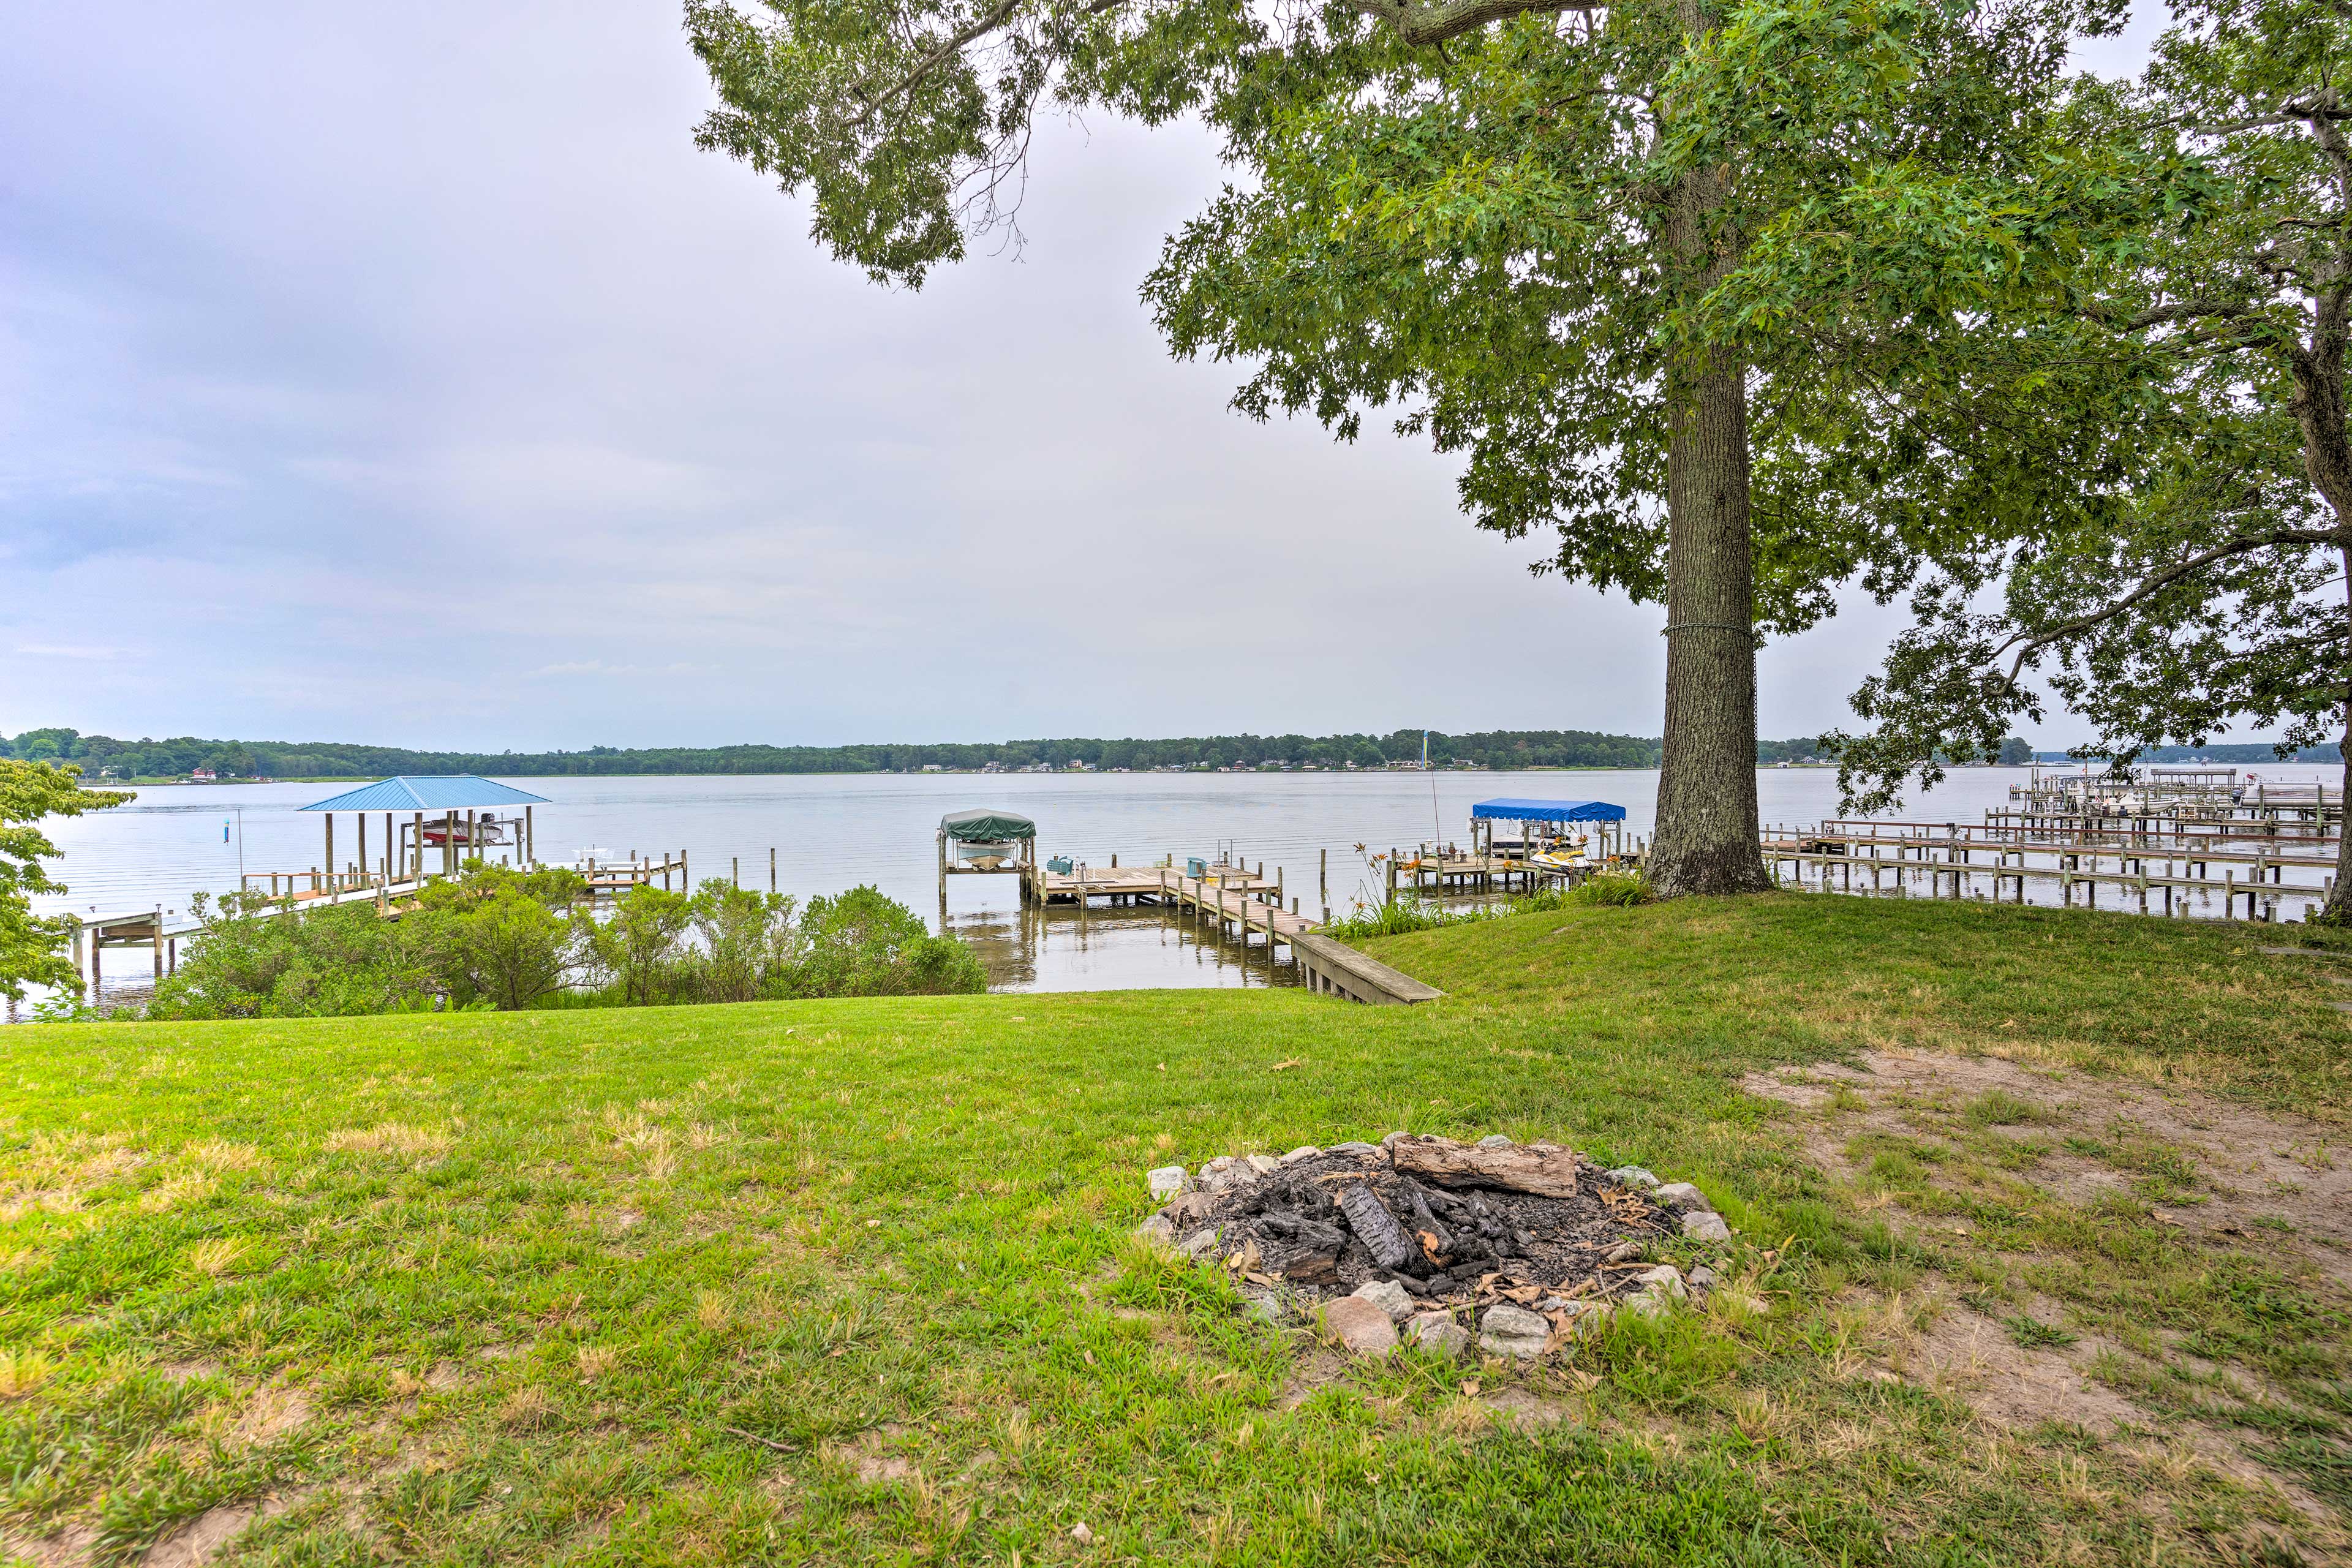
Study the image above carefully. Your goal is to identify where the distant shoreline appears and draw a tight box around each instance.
[102,761,1893,787]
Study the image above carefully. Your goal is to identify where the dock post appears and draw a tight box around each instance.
[772,847,778,893]
[733,856,739,888]
[72,919,85,995]
[1320,848,1327,909]
[325,813,334,885]
[153,907,163,978]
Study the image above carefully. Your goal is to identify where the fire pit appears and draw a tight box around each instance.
[1137,1133,1728,1357]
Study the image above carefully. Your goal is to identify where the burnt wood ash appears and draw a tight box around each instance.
[1178,1144,1671,1306]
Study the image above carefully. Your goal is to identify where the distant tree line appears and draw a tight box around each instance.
[2,726,2077,779]
[2031,743,2344,766]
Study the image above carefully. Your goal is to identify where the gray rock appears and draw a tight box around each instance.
[1380,1130,1411,1148]
[1632,1264,1686,1296]
[1134,1213,1177,1246]
[1406,1314,1472,1360]
[1623,1264,1686,1318]
[1245,1153,1280,1175]
[1147,1165,1187,1200]
[1202,1155,1237,1174]
[1479,1303,1551,1358]
[1687,1265,1717,1290]
[1681,1210,1732,1242]
[1351,1280,1416,1324]
[1240,1292,1286,1326]
[1476,1134,1515,1148]
[1278,1145,1321,1164]
[1180,1227,1223,1261]
[1652,1182,1712,1213]
[1326,1141,1380,1158]
[1324,1296,1400,1355]
[1605,1166,1659,1191]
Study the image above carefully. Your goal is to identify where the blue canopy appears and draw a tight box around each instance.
[300,775,550,812]
[1471,797,1627,823]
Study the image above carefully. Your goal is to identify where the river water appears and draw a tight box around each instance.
[23,763,2342,1008]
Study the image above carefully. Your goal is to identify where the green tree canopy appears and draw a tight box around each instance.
[1819,0,2352,911]
[686,0,2137,893]
[0,760,131,1003]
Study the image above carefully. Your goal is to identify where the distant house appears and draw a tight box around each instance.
[190,767,217,781]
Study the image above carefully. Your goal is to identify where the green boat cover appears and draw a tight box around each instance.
[940,808,1036,842]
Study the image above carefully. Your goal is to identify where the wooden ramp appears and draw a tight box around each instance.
[1292,933,1445,1005]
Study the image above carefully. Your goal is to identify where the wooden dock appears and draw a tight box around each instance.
[1763,826,2328,921]
[1022,859,1318,944]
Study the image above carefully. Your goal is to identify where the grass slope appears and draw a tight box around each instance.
[1,894,2346,1565]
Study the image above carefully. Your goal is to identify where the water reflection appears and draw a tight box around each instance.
[943,891,1303,992]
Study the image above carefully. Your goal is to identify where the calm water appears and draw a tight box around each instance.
[24,763,2342,1009]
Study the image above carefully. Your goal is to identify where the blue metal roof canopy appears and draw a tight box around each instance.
[1471,797,1627,823]
[300,775,551,812]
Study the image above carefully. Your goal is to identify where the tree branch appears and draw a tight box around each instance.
[1340,0,1601,47]
[1989,527,2349,692]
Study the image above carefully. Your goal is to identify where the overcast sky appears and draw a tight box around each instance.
[1,2,2171,752]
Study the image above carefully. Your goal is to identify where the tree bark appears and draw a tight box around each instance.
[2327,544,2352,925]
[1648,141,1771,897]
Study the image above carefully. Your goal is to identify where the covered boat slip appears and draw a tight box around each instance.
[1469,797,1631,861]
[1378,797,1636,897]
[937,809,1038,878]
[300,775,552,883]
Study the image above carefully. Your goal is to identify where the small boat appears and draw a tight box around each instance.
[956,839,1019,871]
[419,816,511,846]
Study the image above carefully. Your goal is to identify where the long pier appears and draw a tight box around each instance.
[1762,825,2332,921]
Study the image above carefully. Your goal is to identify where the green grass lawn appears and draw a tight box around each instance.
[4,894,2348,1566]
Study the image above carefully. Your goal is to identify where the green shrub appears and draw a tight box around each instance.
[682,881,802,1003]
[148,890,435,1019]
[410,862,587,1011]
[788,885,986,998]
[1562,871,1654,907]
[148,869,983,1019]
[576,883,694,1005]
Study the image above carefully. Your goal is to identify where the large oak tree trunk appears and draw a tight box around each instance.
[1650,361,1772,896]
[2326,544,2352,925]
[1648,133,1771,899]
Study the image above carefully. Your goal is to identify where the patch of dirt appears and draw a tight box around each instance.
[139,1490,303,1567]
[1907,1303,2144,1433]
[1479,1385,1577,1429]
[233,1385,311,1444]
[1276,1348,1350,1411]
[0,1523,96,1568]
[1744,1049,2352,1283]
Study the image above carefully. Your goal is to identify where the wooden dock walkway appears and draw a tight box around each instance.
[1763,832,2325,920]
[1022,860,1318,943]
